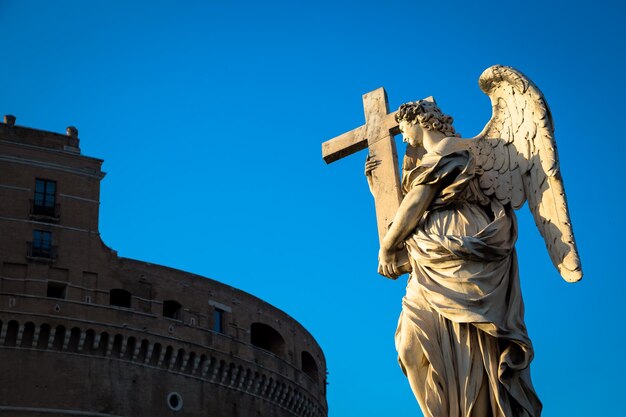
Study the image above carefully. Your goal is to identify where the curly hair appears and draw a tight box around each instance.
[395,100,459,138]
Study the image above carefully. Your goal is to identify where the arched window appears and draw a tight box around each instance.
[250,322,285,357]
[4,321,19,347]
[163,300,182,320]
[301,351,319,383]
[109,289,131,308]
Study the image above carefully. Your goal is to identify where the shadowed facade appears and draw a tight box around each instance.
[0,115,327,417]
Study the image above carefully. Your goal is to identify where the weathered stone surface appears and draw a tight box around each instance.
[0,118,327,417]
[322,65,582,417]
[322,88,410,273]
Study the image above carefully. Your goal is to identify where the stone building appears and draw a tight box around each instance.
[0,115,327,417]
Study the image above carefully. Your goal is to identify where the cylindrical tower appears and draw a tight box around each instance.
[0,116,327,417]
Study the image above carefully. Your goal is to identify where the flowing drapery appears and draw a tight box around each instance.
[395,150,542,417]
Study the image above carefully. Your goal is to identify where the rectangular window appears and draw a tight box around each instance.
[47,281,67,299]
[32,230,52,258]
[33,179,57,217]
[213,308,224,333]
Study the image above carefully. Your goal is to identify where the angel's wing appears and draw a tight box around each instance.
[469,65,582,282]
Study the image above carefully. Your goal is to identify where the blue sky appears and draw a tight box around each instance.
[1,1,625,415]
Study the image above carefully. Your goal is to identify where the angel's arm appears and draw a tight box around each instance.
[378,183,437,277]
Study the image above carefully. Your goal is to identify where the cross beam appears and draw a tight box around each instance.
[322,87,410,275]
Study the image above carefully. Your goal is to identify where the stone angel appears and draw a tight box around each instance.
[366,65,582,417]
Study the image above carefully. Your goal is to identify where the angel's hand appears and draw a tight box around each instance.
[378,247,400,280]
[364,154,381,195]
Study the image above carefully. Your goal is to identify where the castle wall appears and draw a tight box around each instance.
[0,117,327,417]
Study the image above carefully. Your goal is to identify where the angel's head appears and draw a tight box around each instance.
[395,100,459,145]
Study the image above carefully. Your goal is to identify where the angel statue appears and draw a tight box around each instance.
[323,65,582,417]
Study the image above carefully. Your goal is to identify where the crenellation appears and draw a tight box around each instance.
[288,387,297,407]
[156,346,167,368]
[167,348,177,370]
[119,336,128,357]
[210,359,221,383]
[180,351,190,371]
[130,339,140,360]
[175,348,185,370]
[273,383,284,402]
[295,393,304,413]
[77,329,86,351]
[149,343,160,366]
[279,384,289,404]
[251,371,261,394]
[261,374,271,396]
[104,334,114,356]
[31,323,41,347]
[201,355,212,378]
[220,361,231,385]
[231,365,241,388]
[46,326,56,349]
[15,322,25,346]
[61,328,71,350]
[238,368,250,390]
[244,369,255,392]
[0,316,327,417]
[91,332,101,350]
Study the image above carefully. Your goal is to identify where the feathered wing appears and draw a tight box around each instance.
[469,65,582,282]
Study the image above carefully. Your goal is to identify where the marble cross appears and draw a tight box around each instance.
[322,88,410,274]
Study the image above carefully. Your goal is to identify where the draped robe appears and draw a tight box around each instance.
[394,148,542,417]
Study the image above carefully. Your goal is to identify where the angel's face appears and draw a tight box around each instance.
[399,121,423,148]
